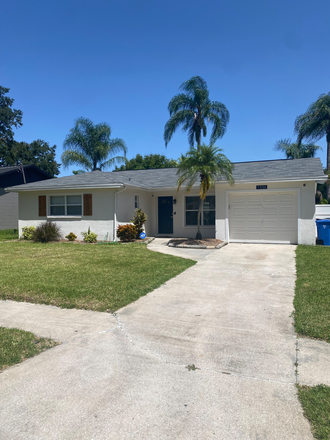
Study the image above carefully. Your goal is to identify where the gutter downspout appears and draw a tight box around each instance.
[114,185,127,241]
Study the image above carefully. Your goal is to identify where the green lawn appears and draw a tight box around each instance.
[0,327,58,371]
[0,242,195,311]
[294,245,330,342]
[0,228,18,241]
[297,385,330,440]
[295,245,330,439]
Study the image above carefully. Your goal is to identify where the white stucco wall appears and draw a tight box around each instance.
[18,188,116,241]
[144,189,215,238]
[215,180,316,245]
[116,188,215,238]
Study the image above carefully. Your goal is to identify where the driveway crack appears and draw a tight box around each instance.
[112,313,295,385]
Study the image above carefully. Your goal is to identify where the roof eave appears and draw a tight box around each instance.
[216,176,328,184]
[5,183,125,192]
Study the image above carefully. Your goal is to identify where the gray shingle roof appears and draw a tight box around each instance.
[5,158,327,192]
[0,165,24,175]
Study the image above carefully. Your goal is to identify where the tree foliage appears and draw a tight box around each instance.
[274,138,322,159]
[115,153,177,171]
[62,117,127,171]
[164,76,230,148]
[0,86,23,148]
[0,140,60,177]
[177,143,233,239]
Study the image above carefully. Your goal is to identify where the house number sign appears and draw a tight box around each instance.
[256,185,267,190]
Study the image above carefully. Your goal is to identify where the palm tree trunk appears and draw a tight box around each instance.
[196,198,203,240]
[327,130,330,200]
[196,130,201,148]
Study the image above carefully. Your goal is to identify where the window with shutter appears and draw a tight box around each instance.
[38,196,47,217]
[83,194,92,216]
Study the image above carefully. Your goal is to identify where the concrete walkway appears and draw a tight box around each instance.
[0,243,326,439]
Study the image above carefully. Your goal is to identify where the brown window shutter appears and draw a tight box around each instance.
[83,194,92,216]
[38,196,46,217]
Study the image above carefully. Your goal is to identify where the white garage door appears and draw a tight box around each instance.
[229,191,298,244]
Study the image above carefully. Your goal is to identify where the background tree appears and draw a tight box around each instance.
[274,138,322,159]
[115,153,178,171]
[0,86,23,165]
[62,117,127,171]
[1,139,60,177]
[177,143,233,240]
[164,76,230,149]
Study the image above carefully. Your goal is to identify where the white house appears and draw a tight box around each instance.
[5,157,327,245]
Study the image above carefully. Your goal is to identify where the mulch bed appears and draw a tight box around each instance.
[168,238,223,248]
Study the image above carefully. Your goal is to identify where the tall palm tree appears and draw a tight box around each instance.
[295,93,330,169]
[274,138,322,159]
[177,143,233,240]
[62,117,127,171]
[164,76,230,149]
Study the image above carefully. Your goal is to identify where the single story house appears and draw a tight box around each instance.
[6,157,327,245]
[0,165,52,230]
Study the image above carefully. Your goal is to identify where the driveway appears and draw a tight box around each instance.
[0,244,313,439]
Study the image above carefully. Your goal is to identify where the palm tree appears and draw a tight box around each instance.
[177,143,233,240]
[295,93,330,169]
[274,138,322,159]
[164,76,230,149]
[62,117,127,171]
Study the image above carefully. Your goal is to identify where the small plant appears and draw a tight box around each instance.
[81,227,98,243]
[21,226,36,240]
[116,224,137,242]
[131,208,148,238]
[65,232,77,242]
[33,221,61,243]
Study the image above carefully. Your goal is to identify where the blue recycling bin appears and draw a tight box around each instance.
[316,219,330,245]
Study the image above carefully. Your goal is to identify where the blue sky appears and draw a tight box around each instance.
[1,0,329,176]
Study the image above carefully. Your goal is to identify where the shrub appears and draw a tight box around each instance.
[131,209,148,238]
[21,226,36,240]
[81,227,98,243]
[33,221,61,243]
[117,224,137,242]
[65,232,77,242]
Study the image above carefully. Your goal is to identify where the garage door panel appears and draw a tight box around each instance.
[232,207,246,216]
[248,195,262,203]
[280,193,294,202]
[248,206,262,215]
[231,194,246,203]
[280,219,295,229]
[263,193,278,202]
[248,220,262,228]
[280,206,295,215]
[264,206,277,215]
[229,191,298,244]
[264,220,277,228]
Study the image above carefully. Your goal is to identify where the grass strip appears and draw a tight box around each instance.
[0,228,18,241]
[297,385,330,440]
[0,327,58,371]
[294,245,330,342]
[0,242,195,311]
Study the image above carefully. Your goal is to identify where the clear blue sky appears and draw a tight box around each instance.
[1,0,329,176]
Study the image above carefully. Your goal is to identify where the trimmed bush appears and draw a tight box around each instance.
[81,227,98,243]
[131,209,148,238]
[21,226,36,240]
[65,232,77,242]
[117,224,137,242]
[33,221,61,243]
